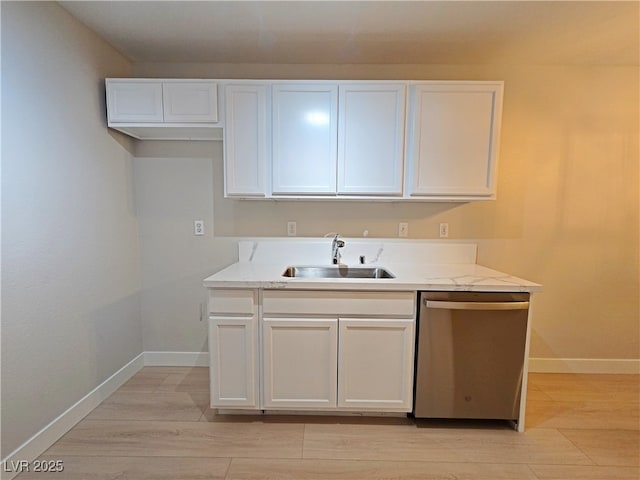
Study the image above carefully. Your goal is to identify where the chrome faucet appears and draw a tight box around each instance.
[331,234,345,264]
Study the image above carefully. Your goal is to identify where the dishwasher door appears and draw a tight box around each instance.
[414,291,529,420]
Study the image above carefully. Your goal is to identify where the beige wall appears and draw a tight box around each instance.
[1,2,141,456]
[133,142,237,352]
[133,62,639,361]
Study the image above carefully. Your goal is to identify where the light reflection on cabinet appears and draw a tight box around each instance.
[272,84,338,194]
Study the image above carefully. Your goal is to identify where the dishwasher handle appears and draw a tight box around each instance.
[424,299,530,311]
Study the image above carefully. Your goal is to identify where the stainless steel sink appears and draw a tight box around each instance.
[282,265,395,279]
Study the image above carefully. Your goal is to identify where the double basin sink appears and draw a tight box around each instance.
[282,265,395,279]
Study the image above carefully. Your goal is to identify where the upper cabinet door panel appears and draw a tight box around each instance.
[106,80,164,123]
[224,85,268,196]
[272,84,338,195]
[407,82,503,198]
[337,84,406,195]
[162,81,218,123]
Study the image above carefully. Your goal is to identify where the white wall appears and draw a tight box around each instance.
[1,2,142,457]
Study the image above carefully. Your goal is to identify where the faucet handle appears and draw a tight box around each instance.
[331,234,345,264]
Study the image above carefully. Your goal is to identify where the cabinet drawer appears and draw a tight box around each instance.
[263,290,415,317]
[209,289,257,315]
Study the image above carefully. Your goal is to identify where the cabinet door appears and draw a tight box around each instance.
[224,85,268,196]
[272,84,338,194]
[407,82,503,198]
[337,84,406,195]
[106,80,163,123]
[209,316,258,408]
[263,317,337,408]
[162,81,218,123]
[338,318,415,411]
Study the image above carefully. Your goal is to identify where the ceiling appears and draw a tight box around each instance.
[59,1,639,65]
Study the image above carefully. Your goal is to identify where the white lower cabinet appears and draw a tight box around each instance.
[208,288,416,413]
[209,316,259,408]
[208,288,259,409]
[338,318,415,411]
[262,317,338,409]
[261,289,416,413]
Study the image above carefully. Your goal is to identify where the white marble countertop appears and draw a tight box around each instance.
[202,239,542,293]
[203,261,542,293]
[203,238,542,292]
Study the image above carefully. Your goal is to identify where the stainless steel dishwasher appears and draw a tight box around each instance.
[414,291,530,422]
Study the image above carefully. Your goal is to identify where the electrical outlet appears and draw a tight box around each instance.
[287,221,297,236]
[398,222,409,237]
[194,220,204,236]
[439,223,449,238]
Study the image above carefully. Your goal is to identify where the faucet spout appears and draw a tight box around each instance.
[331,234,345,265]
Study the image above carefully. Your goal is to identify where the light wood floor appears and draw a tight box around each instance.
[16,367,639,479]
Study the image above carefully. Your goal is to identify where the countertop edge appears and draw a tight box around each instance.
[202,262,543,293]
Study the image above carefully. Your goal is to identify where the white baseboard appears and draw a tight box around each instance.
[1,351,209,479]
[1,353,145,480]
[143,351,209,367]
[529,357,640,374]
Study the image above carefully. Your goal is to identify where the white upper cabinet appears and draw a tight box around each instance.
[272,84,338,195]
[105,78,504,201]
[406,82,503,199]
[106,80,164,123]
[224,84,268,197]
[337,84,406,195]
[105,79,220,140]
[271,82,406,197]
[162,81,218,123]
